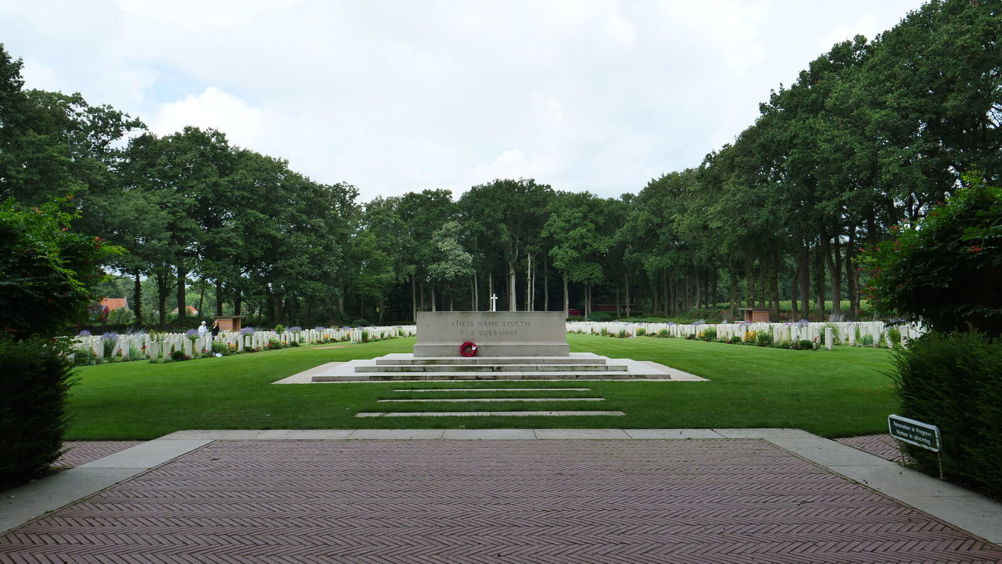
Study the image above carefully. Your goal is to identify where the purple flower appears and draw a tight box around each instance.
[240,327,255,335]
[797,319,810,328]
[288,326,303,332]
[101,332,118,341]
[314,326,326,331]
[77,330,92,336]
[185,329,199,338]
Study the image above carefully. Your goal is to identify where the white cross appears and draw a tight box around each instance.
[489,293,498,312]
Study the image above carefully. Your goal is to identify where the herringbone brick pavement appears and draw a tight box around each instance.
[54,441,144,468]
[3,439,1000,562]
[836,434,912,464]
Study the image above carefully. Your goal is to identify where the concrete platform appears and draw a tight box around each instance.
[275,352,708,383]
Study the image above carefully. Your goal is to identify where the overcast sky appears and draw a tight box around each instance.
[1,0,926,202]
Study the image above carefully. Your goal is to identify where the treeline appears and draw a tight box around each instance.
[1,0,998,327]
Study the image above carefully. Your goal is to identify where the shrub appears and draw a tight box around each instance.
[756,333,774,346]
[0,337,75,488]
[0,199,121,338]
[862,178,1002,335]
[860,334,875,347]
[636,328,647,337]
[211,341,229,355]
[791,340,815,350]
[700,328,717,342]
[893,331,1002,496]
[73,347,97,366]
[170,350,187,361]
[657,328,670,338]
[273,324,285,334]
[742,331,757,344]
[729,336,742,344]
[352,318,370,327]
[887,326,902,348]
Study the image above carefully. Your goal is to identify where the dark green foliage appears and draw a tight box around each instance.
[893,332,1002,497]
[0,199,120,338]
[863,180,1002,336]
[0,336,75,488]
[756,333,774,346]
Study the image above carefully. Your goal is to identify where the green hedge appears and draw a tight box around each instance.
[0,337,76,488]
[893,331,1002,496]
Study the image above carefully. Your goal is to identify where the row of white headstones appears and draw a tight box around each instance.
[72,319,918,363]
[568,320,923,349]
[73,326,417,362]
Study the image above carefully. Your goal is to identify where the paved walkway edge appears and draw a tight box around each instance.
[1,438,212,534]
[2,429,1000,546]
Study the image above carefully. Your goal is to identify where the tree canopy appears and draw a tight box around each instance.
[1,0,998,328]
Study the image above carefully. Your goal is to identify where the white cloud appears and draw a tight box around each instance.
[149,87,264,149]
[0,0,928,202]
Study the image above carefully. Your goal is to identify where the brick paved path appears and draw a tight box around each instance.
[836,433,911,464]
[4,439,1001,562]
[54,441,143,468]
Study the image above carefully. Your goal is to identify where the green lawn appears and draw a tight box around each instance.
[66,334,897,440]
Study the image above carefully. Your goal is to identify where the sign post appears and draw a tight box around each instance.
[888,414,943,478]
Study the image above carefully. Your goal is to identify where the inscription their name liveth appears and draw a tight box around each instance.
[415,312,568,357]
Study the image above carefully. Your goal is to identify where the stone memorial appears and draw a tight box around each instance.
[414,311,569,357]
[303,310,683,382]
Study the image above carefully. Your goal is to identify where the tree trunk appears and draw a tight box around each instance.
[156,267,169,324]
[508,261,517,312]
[215,280,224,316]
[197,279,206,319]
[543,254,549,311]
[847,228,860,319]
[695,269,703,310]
[431,285,437,312]
[234,289,242,317]
[133,270,143,326]
[276,294,287,324]
[650,273,659,316]
[412,276,417,321]
[728,269,738,321]
[176,265,188,321]
[815,239,827,321]
[526,253,533,312]
[472,274,478,312]
[624,272,631,318]
[790,261,800,321]
[798,245,810,320]
[827,235,842,319]
[664,271,671,316]
[563,273,569,317]
[585,284,591,320]
[770,251,780,320]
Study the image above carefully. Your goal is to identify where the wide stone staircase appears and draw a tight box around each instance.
[310,352,667,382]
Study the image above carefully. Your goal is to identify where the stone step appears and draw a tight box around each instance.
[355,363,626,373]
[356,410,626,417]
[312,371,659,382]
[375,357,602,366]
